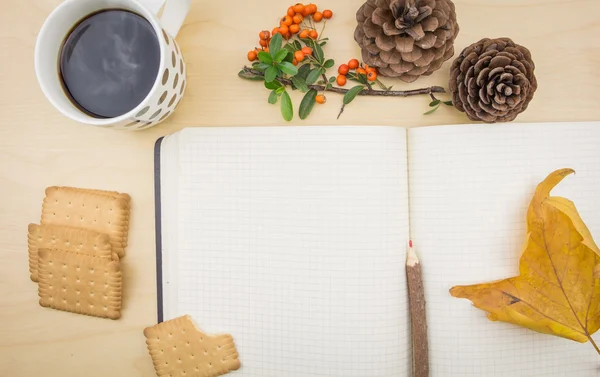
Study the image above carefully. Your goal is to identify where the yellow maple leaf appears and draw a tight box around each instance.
[450,169,600,353]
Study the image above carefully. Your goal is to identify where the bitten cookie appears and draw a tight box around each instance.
[144,315,241,377]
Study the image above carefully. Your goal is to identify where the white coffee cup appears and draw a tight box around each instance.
[34,0,190,131]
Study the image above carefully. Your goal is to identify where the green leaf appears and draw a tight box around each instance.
[343,85,365,105]
[292,77,309,93]
[268,90,279,104]
[284,44,296,53]
[329,77,336,83]
[284,51,294,63]
[280,91,293,121]
[258,52,273,64]
[306,68,321,85]
[357,74,368,85]
[257,62,270,71]
[424,106,439,115]
[294,40,302,51]
[264,80,282,90]
[276,86,286,94]
[265,66,278,83]
[299,89,317,120]
[326,83,333,90]
[313,41,324,64]
[238,70,264,81]
[274,49,288,63]
[320,41,327,46]
[279,61,299,76]
[323,59,335,69]
[443,100,454,106]
[429,100,441,107]
[297,64,311,80]
[269,33,283,57]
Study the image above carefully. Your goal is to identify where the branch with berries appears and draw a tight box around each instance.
[238,3,449,121]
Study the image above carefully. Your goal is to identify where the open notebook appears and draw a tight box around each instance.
[153,121,600,377]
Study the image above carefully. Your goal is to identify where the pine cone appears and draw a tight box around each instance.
[449,38,538,123]
[354,0,459,82]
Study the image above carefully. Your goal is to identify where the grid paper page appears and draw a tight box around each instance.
[408,121,600,377]
[170,126,411,377]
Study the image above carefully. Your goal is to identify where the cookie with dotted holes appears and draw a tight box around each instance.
[37,248,122,319]
[40,186,130,258]
[28,223,115,283]
[144,315,241,377]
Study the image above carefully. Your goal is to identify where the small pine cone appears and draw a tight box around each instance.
[449,37,538,123]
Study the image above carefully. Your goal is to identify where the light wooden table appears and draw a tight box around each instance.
[1,0,599,375]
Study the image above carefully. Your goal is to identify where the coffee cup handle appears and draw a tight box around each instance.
[139,0,190,38]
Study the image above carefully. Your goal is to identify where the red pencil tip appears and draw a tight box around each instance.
[409,240,413,248]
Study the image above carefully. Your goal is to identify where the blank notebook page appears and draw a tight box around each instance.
[408,121,600,377]
[167,126,411,377]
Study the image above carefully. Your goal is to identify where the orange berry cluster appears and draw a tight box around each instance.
[293,46,313,66]
[336,58,378,86]
[247,3,333,62]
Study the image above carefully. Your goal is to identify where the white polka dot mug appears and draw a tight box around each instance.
[34,0,190,131]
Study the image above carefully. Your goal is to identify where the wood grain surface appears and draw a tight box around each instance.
[0,0,599,375]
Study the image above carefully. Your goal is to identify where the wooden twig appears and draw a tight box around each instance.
[241,67,445,97]
[406,240,429,377]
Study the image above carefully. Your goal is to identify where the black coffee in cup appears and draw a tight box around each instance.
[59,9,161,118]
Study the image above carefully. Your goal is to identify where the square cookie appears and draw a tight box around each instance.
[28,223,115,282]
[37,248,122,319]
[41,186,130,258]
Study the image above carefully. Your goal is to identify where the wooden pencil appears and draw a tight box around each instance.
[406,240,429,377]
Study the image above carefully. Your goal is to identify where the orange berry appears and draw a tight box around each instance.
[364,64,370,72]
[309,29,318,39]
[301,46,313,55]
[289,24,300,34]
[313,11,323,22]
[292,58,298,66]
[279,25,289,35]
[284,32,292,40]
[299,29,310,39]
[316,94,326,104]
[259,39,268,47]
[348,59,360,69]
[336,75,347,86]
[287,6,296,17]
[338,64,350,75]
[272,27,281,36]
[323,9,333,19]
[281,15,293,26]
[259,30,270,41]
[293,3,305,13]
[367,71,377,81]
[247,50,257,61]
[293,14,304,24]
[294,50,306,62]
[356,68,367,76]
[307,4,318,14]
[263,47,269,53]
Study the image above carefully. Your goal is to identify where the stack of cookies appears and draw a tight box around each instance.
[27,186,131,320]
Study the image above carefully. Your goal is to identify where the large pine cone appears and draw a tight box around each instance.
[354,0,459,82]
[449,38,538,123]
